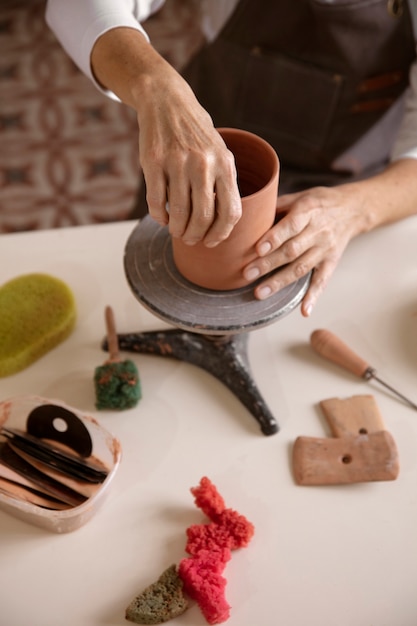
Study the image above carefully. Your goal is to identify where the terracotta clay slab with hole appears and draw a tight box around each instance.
[319,394,385,437]
[293,431,399,485]
[292,394,399,486]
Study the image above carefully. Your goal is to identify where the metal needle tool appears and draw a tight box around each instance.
[310,329,417,411]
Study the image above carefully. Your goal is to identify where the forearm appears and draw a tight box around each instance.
[90,26,169,111]
[45,0,148,88]
[91,26,241,246]
[343,158,417,235]
[90,25,206,139]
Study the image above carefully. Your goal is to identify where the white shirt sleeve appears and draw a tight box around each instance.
[391,54,417,161]
[45,0,165,94]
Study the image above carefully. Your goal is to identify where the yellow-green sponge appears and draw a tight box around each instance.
[0,273,76,377]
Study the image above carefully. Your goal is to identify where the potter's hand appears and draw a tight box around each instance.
[91,27,241,247]
[243,159,417,315]
[137,75,242,247]
[242,184,369,316]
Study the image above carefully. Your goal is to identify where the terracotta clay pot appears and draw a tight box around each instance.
[171,127,280,290]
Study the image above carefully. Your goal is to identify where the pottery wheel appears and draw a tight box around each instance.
[124,215,310,335]
[114,215,312,435]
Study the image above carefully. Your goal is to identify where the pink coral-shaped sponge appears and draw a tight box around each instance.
[178,477,254,624]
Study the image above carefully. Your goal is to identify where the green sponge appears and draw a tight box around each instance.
[125,564,189,624]
[0,273,76,377]
[94,359,141,410]
[94,306,141,410]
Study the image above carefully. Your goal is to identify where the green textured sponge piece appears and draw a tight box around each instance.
[94,360,142,410]
[125,564,189,625]
[0,273,76,377]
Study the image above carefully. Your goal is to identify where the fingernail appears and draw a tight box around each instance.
[258,241,272,256]
[184,239,198,246]
[205,240,220,248]
[257,285,272,299]
[304,303,313,317]
[244,267,261,281]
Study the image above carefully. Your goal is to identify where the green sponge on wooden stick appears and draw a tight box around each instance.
[94,306,141,410]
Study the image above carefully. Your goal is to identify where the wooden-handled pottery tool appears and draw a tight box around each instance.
[94,306,142,410]
[310,328,417,411]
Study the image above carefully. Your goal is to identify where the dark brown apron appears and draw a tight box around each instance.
[132,0,416,216]
[182,0,416,191]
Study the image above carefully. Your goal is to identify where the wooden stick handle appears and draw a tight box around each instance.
[105,306,120,362]
[310,329,370,378]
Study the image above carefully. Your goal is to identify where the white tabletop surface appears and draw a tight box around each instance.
[0,217,417,626]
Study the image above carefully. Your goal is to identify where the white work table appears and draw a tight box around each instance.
[0,217,416,626]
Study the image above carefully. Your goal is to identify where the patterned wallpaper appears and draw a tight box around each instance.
[0,0,203,233]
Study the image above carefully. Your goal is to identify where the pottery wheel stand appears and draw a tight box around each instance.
[103,216,310,436]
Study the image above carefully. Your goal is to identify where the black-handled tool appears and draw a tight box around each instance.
[1,428,108,483]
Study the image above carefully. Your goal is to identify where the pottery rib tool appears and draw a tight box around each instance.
[0,452,73,507]
[319,394,385,437]
[0,441,86,507]
[310,329,417,411]
[0,479,71,510]
[94,306,142,410]
[9,451,99,499]
[292,394,400,486]
[1,427,107,483]
[293,430,399,486]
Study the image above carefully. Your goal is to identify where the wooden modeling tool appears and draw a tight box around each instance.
[94,306,142,410]
[310,329,417,411]
[292,394,399,486]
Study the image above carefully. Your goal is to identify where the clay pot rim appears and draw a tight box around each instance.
[217,127,280,199]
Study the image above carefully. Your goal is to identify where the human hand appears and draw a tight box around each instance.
[91,27,242,247]
[138,89,242,246]
[242,184,369,316]
[135,60,242,247]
